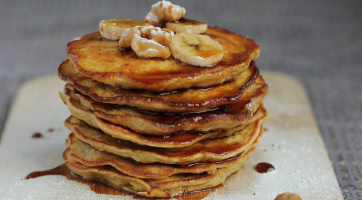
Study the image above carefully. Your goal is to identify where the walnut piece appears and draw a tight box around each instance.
[119,26,174,59]
[274,192,302,200]
[144,1,186,27]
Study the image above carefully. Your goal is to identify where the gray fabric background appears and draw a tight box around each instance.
[0,0,361,199]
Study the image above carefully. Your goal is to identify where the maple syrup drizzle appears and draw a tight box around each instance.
[24,164,218,199]
[174,18,204,25]
[25,165,65,179]
[180,185,223,199]
[32,133,43,138]
[48,128,54,132]
[25,164,131,196]
[254,162,275,173]
[70,171,132,196]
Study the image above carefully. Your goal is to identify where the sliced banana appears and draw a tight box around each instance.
[165,18,207,34]
[99,19,150,40]
[169,33,224,67]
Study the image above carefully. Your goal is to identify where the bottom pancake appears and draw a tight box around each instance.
[66,125,263,179]
[63,147,257,197]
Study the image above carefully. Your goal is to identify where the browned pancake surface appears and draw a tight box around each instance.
[61,74,268,136]
[58,59,260,113]
[67,134,260,179]
[62,88,267,147]
[63,147,257,197]
[65,116,263,164]
[66,27,260,92]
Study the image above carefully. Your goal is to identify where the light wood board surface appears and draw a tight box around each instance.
[0,72,343,199]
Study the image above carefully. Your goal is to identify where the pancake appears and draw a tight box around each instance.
[61,74,268,136]
[64,117,263,164]
[61,96,267,148]
[58,59,260,113]
[66,27,260,92]
[66,133,261,179]
[61,82,268,147]
[63,147,256,197]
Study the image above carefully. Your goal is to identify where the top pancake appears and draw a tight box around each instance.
[67,27,260,92]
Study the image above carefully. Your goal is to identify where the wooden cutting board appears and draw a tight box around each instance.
[0,72,343,200]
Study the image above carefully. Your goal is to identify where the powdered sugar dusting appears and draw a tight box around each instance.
[0,73,343,199]
[201,72,343,199]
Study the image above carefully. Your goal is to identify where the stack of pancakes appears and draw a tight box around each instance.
[58,27,269,198]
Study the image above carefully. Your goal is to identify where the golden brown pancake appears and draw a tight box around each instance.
[58,59,260,113]
[65,117,263,164]
[66,27,260,92]
[61,83,268,147]
[61,93,267,148]
[67,134,261,179]
[60,74,268,136]
[63,147,257,197]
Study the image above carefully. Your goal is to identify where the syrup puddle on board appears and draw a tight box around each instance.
[24,164,220,199]
[31,133,43,138]
[254,162,275,173]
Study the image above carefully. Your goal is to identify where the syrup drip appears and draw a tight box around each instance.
[32,133,43,138]
[48,128,54,132]
[24,164,218,199]
[254,162,275,173]
[174,18,204,25]
[25,164,130,196]
[25,165,65,179]
[181,185,222,200]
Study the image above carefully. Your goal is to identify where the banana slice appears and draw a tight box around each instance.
[99,19,150,40]
[169,33,224,67]
[165,18,207,34]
